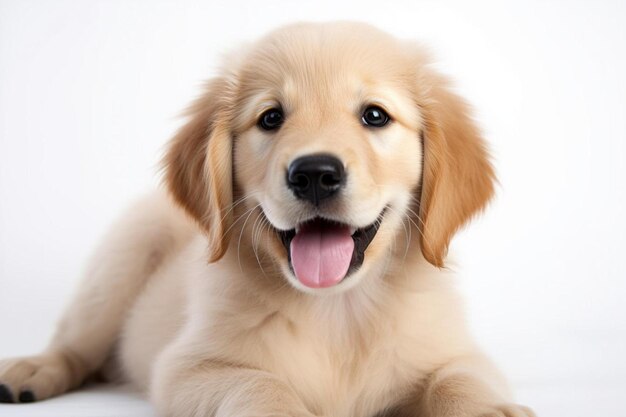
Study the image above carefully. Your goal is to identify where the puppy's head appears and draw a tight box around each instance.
[164,22,494,294]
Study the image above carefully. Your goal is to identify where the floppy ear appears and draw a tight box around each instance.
[417,73,496,267]
[163,78,234,262]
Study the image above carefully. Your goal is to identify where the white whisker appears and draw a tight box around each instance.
[236,203,261,273]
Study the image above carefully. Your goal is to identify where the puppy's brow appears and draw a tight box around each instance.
[255,99,282,116]
[235,93,282,130]
[282,78,297,101]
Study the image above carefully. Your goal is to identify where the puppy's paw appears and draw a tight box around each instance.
[476,403,536,417]
[0,352,83,403]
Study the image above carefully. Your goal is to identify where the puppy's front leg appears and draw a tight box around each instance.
[417,356,535,417]
[152,356,316,417]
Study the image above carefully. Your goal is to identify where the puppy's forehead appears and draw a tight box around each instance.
[251,27,411,83]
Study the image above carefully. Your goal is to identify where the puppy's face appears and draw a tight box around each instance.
[165,23,495,295]
[232,27,422,293]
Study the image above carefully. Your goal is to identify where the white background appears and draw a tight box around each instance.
[1,1,625,416]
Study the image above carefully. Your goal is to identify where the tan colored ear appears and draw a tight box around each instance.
[163,78,233,262]
[418,73,496,267]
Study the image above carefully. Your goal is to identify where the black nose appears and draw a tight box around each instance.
[287,154,345,206]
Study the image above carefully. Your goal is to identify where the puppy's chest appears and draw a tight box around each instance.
[253,314,424,417]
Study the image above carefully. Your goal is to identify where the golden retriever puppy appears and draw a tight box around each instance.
[0,22,534,417]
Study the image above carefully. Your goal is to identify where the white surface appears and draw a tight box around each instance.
[1,0,626,416]
[1,381,625,417]
[0,385,154,417]
[1,380,624,417]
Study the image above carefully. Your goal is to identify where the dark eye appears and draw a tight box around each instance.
[258,108,284,131]
[361,106,390,127]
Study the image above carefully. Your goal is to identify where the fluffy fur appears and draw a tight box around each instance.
[0,22,533,417]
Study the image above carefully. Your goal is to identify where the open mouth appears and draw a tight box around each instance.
[278,212,384,289]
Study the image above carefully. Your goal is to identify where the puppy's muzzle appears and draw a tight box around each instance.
[287,153,345,206]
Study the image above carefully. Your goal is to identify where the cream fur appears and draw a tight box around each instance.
[0,22,534,417]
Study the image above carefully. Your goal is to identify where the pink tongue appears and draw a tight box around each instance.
[290,221,354,288]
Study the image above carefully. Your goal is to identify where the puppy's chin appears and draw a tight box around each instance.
[279,259,374,296]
